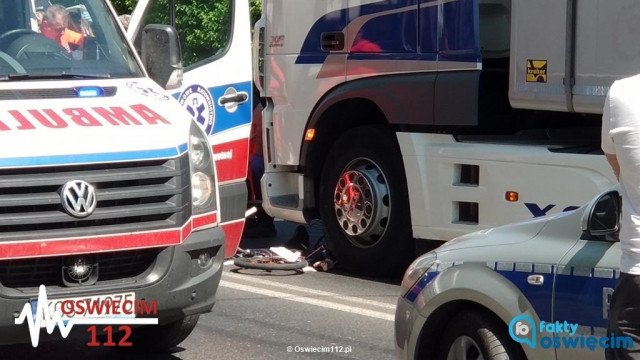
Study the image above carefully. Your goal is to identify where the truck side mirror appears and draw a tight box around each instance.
[141,24,183,90]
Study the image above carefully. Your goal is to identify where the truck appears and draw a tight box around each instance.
[253,0,637,276]
[0,0,252,348]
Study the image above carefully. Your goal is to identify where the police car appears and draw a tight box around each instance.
[395,190,622,360]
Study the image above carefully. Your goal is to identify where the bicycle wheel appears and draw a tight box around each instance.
[233,255,308,271]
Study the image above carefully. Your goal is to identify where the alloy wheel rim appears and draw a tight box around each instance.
[446,336,484,360]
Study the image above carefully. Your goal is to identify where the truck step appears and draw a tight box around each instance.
[269,194,301,209]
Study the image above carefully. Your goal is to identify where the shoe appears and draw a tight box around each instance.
[283,225,309,251]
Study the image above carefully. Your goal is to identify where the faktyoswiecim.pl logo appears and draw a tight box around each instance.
[508,314,633,351]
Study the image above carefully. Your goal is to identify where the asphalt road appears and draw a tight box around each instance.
[0,221,402,360]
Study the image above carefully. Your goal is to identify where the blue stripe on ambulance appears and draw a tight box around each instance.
[0,144,187,168]
[172,81,252,135]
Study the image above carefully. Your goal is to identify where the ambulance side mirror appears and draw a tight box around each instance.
[141,24,183,90]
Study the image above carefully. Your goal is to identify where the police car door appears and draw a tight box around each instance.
[553,192,621,360]
[129,0,253,257]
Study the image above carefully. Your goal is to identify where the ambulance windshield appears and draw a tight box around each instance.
[0,0,143,79]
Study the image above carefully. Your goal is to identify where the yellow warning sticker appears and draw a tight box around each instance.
[526,60,547,83]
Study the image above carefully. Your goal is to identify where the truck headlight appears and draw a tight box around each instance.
[400,252,438,297]
[189,121,216,215]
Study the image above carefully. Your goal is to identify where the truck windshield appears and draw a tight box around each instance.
[0,0,143,79]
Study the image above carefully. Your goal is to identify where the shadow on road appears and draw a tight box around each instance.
[229,267,306,277]
[0,338,187,360]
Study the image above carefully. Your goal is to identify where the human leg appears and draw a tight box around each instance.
[606,272,640,360]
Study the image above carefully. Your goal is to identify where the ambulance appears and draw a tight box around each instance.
[0,0,252,348]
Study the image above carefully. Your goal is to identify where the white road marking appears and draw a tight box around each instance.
[219,280,395,322]
[224,271,396,310]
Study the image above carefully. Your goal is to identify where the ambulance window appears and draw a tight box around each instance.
[139,0,233,68]
[0,0,143,78]
[0,1,28,34]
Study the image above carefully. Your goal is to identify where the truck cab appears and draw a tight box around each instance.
[252,0,639,276]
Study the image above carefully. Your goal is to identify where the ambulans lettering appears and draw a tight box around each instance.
[63,108,101,127]
[0,104,170,131]
[130,104,171,125]
[92,107,142,126]
[525,203,580,217]
[8,110,35,130]
[30,110,68,128]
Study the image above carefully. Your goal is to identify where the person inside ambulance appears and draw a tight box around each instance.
[34,0,52,26]
[40,3,84,54]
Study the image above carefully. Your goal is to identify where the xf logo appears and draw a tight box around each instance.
[270,35,285,48]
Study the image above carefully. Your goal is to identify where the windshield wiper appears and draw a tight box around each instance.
[1,72,111,81]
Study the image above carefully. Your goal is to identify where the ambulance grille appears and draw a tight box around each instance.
[0,248,161,288]
[0,153,191,241]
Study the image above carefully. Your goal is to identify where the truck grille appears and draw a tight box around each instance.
[0,248,162,288]
[0,154,191,241]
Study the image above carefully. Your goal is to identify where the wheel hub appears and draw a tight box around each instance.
[446,336,484,360]
[332,159,390,248]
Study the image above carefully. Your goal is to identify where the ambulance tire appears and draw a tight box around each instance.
[439,311,524,360]
[128,314,200,351]
[319,126,414,277]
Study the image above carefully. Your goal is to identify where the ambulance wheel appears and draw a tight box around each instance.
[129,314,200,350]
[439,311,524,360]
[319,126,414,276]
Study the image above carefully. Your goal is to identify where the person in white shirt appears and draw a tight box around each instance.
[602,74,640,360]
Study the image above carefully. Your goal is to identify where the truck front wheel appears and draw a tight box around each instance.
[319,126,414,276]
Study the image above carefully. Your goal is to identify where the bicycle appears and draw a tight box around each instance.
[233,247,308,271]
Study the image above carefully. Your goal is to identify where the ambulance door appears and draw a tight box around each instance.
[130,0,253,257]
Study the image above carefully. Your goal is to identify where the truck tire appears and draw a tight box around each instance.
[439,311,524,360]
[319,126,414,276]
[129,314,200,350]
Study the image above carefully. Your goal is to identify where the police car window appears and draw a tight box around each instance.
[0,0,143,78]
[139,0,232,68]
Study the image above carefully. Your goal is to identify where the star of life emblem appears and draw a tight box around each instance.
[178,84,215,135]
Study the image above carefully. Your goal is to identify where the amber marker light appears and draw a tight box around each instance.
[305,128,316,141]
[505,191,519,202]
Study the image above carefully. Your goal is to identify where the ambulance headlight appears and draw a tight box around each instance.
[191,172,212,207]
[189,121,216,215]
[189,134,208,169]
